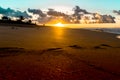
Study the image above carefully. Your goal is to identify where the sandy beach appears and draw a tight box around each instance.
[0,26,120,80]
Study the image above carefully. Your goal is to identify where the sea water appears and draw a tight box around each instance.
[64,23,120,39]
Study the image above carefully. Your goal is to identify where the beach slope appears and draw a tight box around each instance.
[0,27,120,80]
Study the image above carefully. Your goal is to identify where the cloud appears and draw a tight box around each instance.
[73,6,90,14]
[28,8,46,17]
[47,8,67,16]
[113,10,120,15]
[0,7,32,18]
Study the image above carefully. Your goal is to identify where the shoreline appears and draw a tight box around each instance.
[1,23,120,35]
[46,23,120,35]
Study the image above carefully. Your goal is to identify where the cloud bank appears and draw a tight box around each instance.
[113,10,120,15]
[28,8,46,17]
[0,7,32,18]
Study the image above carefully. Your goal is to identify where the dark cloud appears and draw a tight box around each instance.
[28,8,46,17]
[113,10,120,15]
[0,7,31,18]
[73,6,90,14]
[47,9,67,16]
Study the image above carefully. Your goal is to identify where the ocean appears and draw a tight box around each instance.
[61,23,120,34]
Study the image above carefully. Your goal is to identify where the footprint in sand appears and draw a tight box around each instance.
[68,45,84,49]
[93,46,106,49]
[93,44,113,49]
[0,47,25,57]
[46,48,62,51]
[0,47,25,52]
[100,44,113,48]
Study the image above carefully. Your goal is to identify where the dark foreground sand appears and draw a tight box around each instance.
[0,27,120,80]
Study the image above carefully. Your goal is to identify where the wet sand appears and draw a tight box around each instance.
[0,26,120,80]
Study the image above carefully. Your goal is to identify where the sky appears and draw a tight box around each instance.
[0,0,120,15]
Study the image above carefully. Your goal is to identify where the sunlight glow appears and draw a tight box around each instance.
[54,22,65,27]
[116,35,120,39]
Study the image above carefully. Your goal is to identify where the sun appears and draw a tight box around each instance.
[54,22,64,27]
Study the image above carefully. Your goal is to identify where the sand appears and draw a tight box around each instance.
[0,26,120,80]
